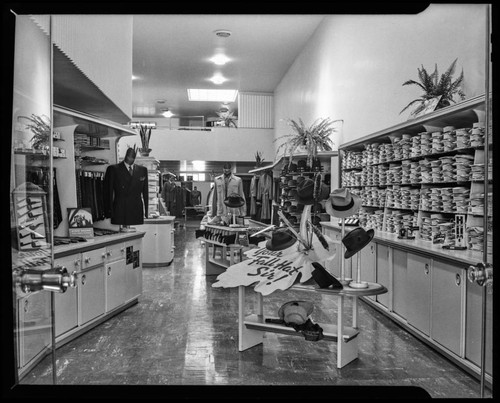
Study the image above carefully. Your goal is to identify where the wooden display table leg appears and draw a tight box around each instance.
[238,286,264,351]
[337,294,359,368]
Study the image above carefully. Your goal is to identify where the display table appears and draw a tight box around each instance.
[238,280,387,368]
[184,205,207,222]
[135,216,176,267]
[202,224,250,275]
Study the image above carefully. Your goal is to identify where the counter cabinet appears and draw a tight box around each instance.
[321,222,492,382]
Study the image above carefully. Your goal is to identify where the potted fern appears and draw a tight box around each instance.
[216,110,238,128]
[138,125,152,156]
[18,114,51,152]
[400,58,466,117]
[274,117,341,168]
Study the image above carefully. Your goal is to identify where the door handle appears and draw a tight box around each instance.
[467,262,493,287]
[14,265,77,294]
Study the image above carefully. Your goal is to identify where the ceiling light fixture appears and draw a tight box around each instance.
[161,109,174,118]
[214,30,231,38]
[188,89,238,102]
[209,74,227,85]
[210,54,230,66]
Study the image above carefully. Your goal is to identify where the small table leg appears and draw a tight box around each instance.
[336,294,359,368]
[238,286,264,351]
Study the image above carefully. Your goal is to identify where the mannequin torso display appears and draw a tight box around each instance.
[103,148,149,226]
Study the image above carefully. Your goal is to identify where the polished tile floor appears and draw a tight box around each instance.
[21,223,492,399]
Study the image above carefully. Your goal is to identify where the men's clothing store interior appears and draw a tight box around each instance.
[6,5,494,399]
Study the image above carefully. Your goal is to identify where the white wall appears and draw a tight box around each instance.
[274,4,489,149]
[119,122,275,162]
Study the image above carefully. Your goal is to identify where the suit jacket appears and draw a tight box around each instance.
[103,162,148,225]
[212,173,246,217]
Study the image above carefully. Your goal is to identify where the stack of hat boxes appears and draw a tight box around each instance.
[322,94,492,382]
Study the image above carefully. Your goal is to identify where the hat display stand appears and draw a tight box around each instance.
[349,251,368,289]
[339,220,352,285]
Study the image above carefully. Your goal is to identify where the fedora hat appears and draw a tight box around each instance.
[296,178,315,205]
[342,227,375,259]
[287,179,297,187]
[325,188,361,218]
[265,228,297,251]
[278,300,314,325]
[288,162,298,172]
[224,193,245,208]
[311,262,343,289]
[296,176,306,185]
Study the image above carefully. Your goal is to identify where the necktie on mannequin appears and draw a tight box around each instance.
[129,166,133,176]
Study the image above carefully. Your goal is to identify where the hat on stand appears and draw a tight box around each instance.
[224,193,245,208]
[265,228,297,251]
[278,301,314,325]
[295,178,315,205]
[325,188,361,218]
[342,227,375,258]
[311,262,343,289]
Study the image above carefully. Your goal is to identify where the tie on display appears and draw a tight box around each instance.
[129,166,133,175]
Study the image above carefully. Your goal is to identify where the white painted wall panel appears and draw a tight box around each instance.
[238,92,274,129]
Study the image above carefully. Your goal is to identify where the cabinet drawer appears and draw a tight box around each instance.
[81,247,106,270]
[54,253,81,273]
[105,242,126,263]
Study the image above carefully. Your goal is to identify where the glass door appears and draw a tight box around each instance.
[10,14,74,386]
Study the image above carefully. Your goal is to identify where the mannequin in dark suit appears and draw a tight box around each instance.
[103,148,148,227]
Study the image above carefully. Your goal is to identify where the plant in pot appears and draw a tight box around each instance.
[216,110,238,128]
[400,58,466,117]
[254,151,265,168]
[274,117,341,168]
[19,114,51,152]
[138,125,152,156]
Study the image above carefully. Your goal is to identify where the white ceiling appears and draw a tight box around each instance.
[131,14,324,120]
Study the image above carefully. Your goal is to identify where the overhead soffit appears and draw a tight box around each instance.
[53,46,130,125]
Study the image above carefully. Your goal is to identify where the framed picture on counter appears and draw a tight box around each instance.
[67,207,94,238]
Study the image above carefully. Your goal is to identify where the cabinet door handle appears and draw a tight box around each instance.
[81,274,86,285]
[107,266,111,275]
[24,299,29,313]
[455,273,461,286]
[74,260,80,267]
[424,263,430,275]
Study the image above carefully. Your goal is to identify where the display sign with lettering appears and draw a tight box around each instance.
[212,234,337,295]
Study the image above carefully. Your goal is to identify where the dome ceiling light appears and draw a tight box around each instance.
[214,29,231,38]
[210,54,230,66]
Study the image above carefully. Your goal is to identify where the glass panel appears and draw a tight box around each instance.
[11,14,55,384]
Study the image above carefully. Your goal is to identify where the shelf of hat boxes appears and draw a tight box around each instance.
[323,94,493,381]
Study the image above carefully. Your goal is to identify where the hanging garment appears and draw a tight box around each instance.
[250,174,259,217]
[257,171,273,220]
[191,189,202,206]
[26,167,62,229]
[103,161,149,225]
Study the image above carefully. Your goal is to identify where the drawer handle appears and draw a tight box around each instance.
[424,263,429,275]
[84,257,91,264]
[74,260,80,267]
[107,251,112,257]
[102,253,106,259]
[455,273,461,286]
[81,274,86,285]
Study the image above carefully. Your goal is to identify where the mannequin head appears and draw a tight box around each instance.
[223,162,232,178]
[124,148,137,165]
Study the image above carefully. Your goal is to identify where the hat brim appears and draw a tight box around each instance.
[265,237,297,251]
[224,199,245,208]
[278,300,314,321]
[325,193,362,218]
[344,228,375,258]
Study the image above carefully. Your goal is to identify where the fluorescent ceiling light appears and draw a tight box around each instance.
[162,110,174,118]
[210,54,230,65]
[209,74,227,85]
[188,89,238,102]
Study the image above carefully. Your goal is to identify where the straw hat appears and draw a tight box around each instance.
[325,188,361,218]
